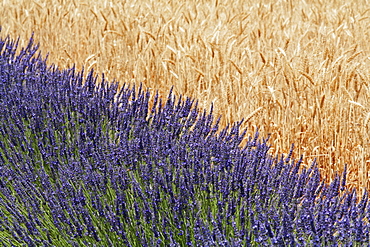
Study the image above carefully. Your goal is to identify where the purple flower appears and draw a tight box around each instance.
[1,33,370,246]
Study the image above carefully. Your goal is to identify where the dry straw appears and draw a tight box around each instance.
[2,0,370,193]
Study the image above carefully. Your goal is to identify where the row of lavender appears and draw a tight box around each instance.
[0,34,368,246]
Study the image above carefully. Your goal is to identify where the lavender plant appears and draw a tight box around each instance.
[0,34,369,246]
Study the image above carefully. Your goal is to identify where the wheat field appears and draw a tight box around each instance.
[1,0,370,194]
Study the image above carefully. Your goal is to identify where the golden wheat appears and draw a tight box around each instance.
[1,0,370,193]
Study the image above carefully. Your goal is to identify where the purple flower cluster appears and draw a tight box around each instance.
[0,34,369,246]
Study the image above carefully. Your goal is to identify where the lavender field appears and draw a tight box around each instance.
[3,0,370,192]
[0,34,369,246]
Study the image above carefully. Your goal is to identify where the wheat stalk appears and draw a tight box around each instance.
[245,107,263,123]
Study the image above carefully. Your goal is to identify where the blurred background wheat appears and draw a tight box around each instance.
[1,0,370,194]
